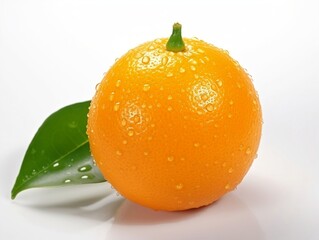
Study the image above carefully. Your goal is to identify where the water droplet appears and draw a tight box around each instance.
[116,150,122,156]
[143,83,151,92]
[222,49,230,54]
[253,100,257,105]
[121,119,127,126]
[222,162,227,167]
[167,72,173,77]
[194,142,200,148]
[127,128,134,137]
[64,179,71,183]
[228,168,234,173]
[197,109,204,115]
[68,121,77,128]
[167,156,174,162]
[206,104,214,112]
[246,148,252,155]
[133,115,140,123]
[229,100,234,105]
[115,79,121,87]
[113,103,120,111]
[135,52,145,60]
[225,184,230,190]
[122,139,128,145]
[147,136,153,141]
[239,144,244,151]
[142,56,150,64]
[216,80,223,87]
[95,83,100,91]
[228,113,233,118]
[161,56,168,65]
[156,103,161,108]
[81,175,89,179]
[53,162,59,168]
[175,183,183,190]
[179,67,185,73]
[78,165,92,172]
[167,106,173,111]
[143,151,149,156]
[214,123,219,128]
[201,94,208,101]
[167,95,173,100]
[190,59,197,65]
[109,92,115,101]
[190,65,196,71]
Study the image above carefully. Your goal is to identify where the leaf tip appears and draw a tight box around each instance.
[11,185,21,200]
[11,190,17,200]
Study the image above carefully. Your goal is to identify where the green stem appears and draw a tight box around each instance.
[166,23,185,52]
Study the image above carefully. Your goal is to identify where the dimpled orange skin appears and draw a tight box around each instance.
[87,37,262,211]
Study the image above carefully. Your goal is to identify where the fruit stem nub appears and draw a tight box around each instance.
[166,23,185,52]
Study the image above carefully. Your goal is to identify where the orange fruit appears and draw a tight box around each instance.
[87,23,262,211]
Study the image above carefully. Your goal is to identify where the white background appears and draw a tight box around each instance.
[1,0,319,239]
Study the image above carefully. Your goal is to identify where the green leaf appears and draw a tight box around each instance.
[11,101,106,199]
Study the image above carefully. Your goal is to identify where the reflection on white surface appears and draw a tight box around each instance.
[9,184,123,231]
[108,195,264,240]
